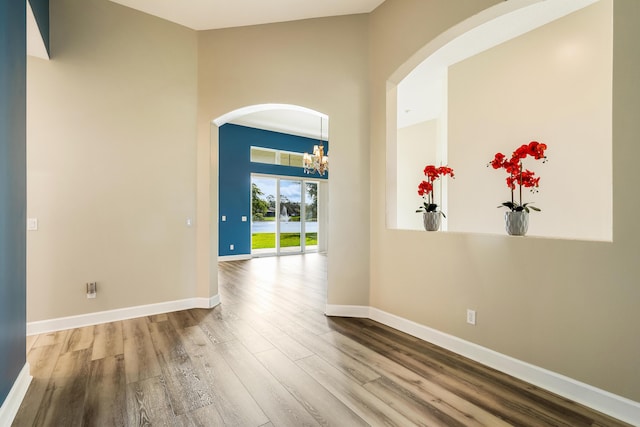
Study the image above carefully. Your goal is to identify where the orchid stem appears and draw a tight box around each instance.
[511,178,514,208]
[519,164,523,207]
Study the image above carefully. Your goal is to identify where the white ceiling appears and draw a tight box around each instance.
[109,0,385,31]
[230,109,329,141]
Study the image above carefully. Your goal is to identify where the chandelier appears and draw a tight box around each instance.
[303,117,328,176]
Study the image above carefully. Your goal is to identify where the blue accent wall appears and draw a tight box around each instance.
[28,0,49,56]
[0,0,27,407]
[219,124,328,257]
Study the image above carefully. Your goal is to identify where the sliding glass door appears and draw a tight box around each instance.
[251,175,319,256]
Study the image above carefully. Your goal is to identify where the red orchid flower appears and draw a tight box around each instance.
[417,180,433,196]
[416,164,455,216]
[489,141,547,213]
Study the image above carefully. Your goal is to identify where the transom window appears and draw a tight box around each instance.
[250,147,304,168]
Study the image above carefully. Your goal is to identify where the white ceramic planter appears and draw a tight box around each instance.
[423,212,441,231]
[505,211,529,236]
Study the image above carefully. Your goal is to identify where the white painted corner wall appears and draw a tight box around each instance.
[0,364,32,427]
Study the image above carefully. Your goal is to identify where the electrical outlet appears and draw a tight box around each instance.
[230,244,234,250]
[466,309,476,325]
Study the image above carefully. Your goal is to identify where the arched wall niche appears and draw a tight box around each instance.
[387,0,612,241]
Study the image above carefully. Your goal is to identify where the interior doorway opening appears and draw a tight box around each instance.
[214,103,329,260]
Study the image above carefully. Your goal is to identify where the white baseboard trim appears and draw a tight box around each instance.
[218,254,252,261]
[324,304,371,318]
[27,295,221,336]
[0,363,32,427]
[325,304,640,426]
[204,294,221,309]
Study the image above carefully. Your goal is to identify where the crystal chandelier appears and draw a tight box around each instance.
[303,117,328,176]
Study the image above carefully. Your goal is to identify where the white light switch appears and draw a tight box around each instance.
[241,216,247,222]
[222,216,227,221]
[186,218,193,227]
[230,244,234,250]
[86,282,97,299]
[27,218,38,231]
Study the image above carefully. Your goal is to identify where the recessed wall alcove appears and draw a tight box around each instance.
[387,0,612,241]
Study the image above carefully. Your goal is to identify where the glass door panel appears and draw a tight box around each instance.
[279,179,302,254]
[304,182,318,251]
[251,176,277,255]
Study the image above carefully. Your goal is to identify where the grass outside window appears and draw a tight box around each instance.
[252,233,318,249]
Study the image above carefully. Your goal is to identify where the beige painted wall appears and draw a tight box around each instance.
[448,2,612,240]
[370,0,640,402]
[27,0,198,320]
[196,15,371,306]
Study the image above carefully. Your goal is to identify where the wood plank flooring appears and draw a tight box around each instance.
[13,254,632,426]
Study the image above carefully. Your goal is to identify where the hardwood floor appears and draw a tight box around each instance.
[13,254,632,426]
